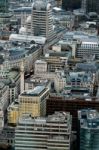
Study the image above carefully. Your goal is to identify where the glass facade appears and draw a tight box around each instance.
[80,128,99,150]
[79,109,99,150]
[0,0,8,13]
[86,0,99,14]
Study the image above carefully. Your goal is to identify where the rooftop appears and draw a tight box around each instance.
[79,109,99,129]
[18,111,71,124]
[7,100,19,111]
[21,85,47,96]
[32,0,51,11]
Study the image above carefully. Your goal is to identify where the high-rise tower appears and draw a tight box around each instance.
[20,61,24,94]
[78,109,99,150]
[0,0,9,13]
[81,0,87,13]
[81,0,99,14]
[31,0,54,40]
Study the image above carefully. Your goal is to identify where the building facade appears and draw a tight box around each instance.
[78,109,99,150]
[19,86,49,117]
[85,0,99,14]
[7,100,19,126]
[46,96,99,131]
[31,0,54,40]
[15,112,72,150]
[0,0,8,13]
[34,60,47,74]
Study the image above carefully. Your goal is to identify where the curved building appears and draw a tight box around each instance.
[0,42,42,72]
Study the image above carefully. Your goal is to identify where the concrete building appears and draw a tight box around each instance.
[0,69,20,103]
[43,50,71,72]
[25,76,51,91]
[0,127,15,147]
[20,61,24,94]
[78,109,99,150]
[31,0,54,40]
[0,42,42,72]
[0,83,9,127]
[34,70,67,93]
[34,60,47,74]
[15,112,72,150]
[8,86,49,126]
[54,70,67,92]
[53,13,75,29]
[19,86,49,117]
[76,37,99,59]
[0,68,20,127]
[60,31,99,59]
[63,71,96,96]
[7,100,19,126]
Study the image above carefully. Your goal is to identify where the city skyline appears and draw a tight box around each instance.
[0,0,99,150]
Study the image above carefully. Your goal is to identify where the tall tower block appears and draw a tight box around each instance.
[20,61,24,94]
[81,0,87,13]
[31,0,54,40]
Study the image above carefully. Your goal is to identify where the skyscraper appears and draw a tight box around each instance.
[0,0,9,13]
[87,0,99,14]
[78,109,99,150]
[31,0,54,40]
[20,61,24,94]
[81,0,99,14]
[15,112,72,150]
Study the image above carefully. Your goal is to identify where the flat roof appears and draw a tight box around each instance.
[9,34,47,44]
[21,85,47,96]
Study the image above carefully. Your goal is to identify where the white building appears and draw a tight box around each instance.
[15,112,72,150]
[31,0,54,40]
[34,60,47,74]
[34,70,67,92]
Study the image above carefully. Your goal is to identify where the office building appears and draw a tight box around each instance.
[78,109,99,150]
[25,76,51,91]
[34,60,47,74]
[76,37,99,59]
[0,41,42,72]
[88,0,99,14]
[60,31,99,59]
[0,69,20,126]
[0,127,15,147]
[19,85,49,117]
[0,83,9,127]
[7,86,49,126]
[20,61,24,94]
[7,100,19,126]
[0,0,8,13]
[46,96,99,131]
[0,69,20,103]
[81,0,99,14]
[15,112,72,150]
[31,0,54,40]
